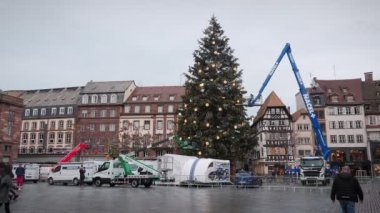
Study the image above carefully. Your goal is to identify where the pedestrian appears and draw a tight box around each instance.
[330,166,363,213]
[15,164,25,191]
[0,163,18,213]
[79,164,86,186]
[7,169,18,201]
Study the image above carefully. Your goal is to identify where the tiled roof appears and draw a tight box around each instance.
[82,81,134,94]
[127,86,185,102]
[292,108,308,122]
[315,78,363,105]
[20,87,83,107]
[254,91,286,122]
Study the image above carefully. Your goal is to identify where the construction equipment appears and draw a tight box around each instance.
[247,43,330,160]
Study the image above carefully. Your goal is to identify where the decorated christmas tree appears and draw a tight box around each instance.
[178,16,256,161]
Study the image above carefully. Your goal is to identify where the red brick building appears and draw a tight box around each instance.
[0,92,23,163]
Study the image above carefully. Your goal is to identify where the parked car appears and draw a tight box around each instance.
[234,171,262,187]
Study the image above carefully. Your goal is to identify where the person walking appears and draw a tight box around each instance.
[15,164,25,191]
[0,163,18,213]
[79,164,86,186]
[330,166,363,213]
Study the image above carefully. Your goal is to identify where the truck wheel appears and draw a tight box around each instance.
[33,180,38,183]
[301,181,306,186]
[94,178,103,187]
[144,180,152,188]
[110,183,115,187]
[131,180,139,188]
[73,178,79,186]
[48,178,54,185]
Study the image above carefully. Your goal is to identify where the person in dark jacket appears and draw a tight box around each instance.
[0,163,18,213]
[330,166,363,213]
[15,164,25,191]
[79,164,86,186]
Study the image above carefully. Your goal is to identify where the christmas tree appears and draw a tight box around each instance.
[178,16,257,161]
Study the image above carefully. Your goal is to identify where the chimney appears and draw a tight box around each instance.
[364,72,373,82]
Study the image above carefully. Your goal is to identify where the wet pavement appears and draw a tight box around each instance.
[8,179,380,213]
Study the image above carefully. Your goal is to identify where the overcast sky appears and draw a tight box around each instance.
[1,0,379,115]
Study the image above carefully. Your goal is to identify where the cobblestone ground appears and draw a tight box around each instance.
[8,179,380,213]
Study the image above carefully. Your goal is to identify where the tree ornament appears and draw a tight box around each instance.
[218,107,222,111]
[234,125,237,129]
[194,108,198,112]
[198,69,202,73]
[184,119,187,123]
[212,64,216,68]
[206,123,210,127]
[193,120,197,124]
[212,41,215,45]
[205,103,209,107]
[223,80,227,84]
[200,83,204,87]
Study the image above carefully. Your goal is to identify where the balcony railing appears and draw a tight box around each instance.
[18,148,69,155]
[266,155,294,162]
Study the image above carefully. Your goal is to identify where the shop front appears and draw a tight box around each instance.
[370,141,380,177]
[329,148,371,176]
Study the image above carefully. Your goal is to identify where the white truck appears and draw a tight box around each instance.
[92,154,160,187]
[12,163,40,183]
[299,156,329,185]
[47,161,103,185]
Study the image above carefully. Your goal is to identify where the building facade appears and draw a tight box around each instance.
[11,87,82,163]
[76,81,136,157]
[251,92,294,175]
[0,92,23,163]
[292,108,316,160]
[362,72,380,176]
[120,86,185,159]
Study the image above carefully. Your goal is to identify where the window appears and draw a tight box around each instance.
[59,107,65,115]
[355,121,362,128]
[124,105,131,113]
[345,95,354,102]
[110,110,116,117]
[22,133,28,144]
[89,124,95,131]
[169,95,175,101]
[51,108,57,116]
[338,121,344,129]
[167,120,174,130]
[122,120,129,130]
[109,124,116,132]
[134,105,140,113]
[32,122,37,130]
[337,108,343,115]
[144,121,150,130]
[329,121,336,129]
[39,121,46,130]
[330,135,337,143]
[90,110,96,117]
[369,116,376,125]
[158,105,163,113]
[23,122,29,131]
[356,135,363,143]
[32,109,38,116]
[65,133,72,144]
[4,145,11,153]
[58,132,63,143]
[328,107,336,115]
[298,150,305,156]
[354,106,361,114]
[36,132,44,144]
[145,105,151,113]
[313,96,321,105]
[348,121,354,129]
[6,112,14,136]
[100,110,107,117]
[30,133,36,144]
[339,135,346,143]
[110,94,117,103]
[168,105,174,113]
[303,124,309,130]
[132,96,137,101]
[100,124,106,132]
[25,109,30,117]
[157,120,163,130]
[142,96,148,101]
[133,121,140,130]
[348,135,354,143]
[67,107,73,115]
[91,95,98,103]
[305,150,311,156]
[154,96,160,101]
[82,95,89,104]
[101,94,107,103]
[58,120,64,129]
[330,95,338,103]
[49,133,55,143]
[346,107,351,115]
[30,147,34,154]
[156,150,163,157]
[41,108,46,116]
[66,120,73,129]
[81,110,88,117]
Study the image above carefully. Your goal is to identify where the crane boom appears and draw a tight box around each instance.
[248,43,330,160]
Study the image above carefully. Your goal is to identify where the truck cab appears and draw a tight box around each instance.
[299,156,329,185]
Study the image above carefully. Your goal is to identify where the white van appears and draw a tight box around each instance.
[47,161,102,186]
[12,163,40,183]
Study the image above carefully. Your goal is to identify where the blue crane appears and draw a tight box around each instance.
[247,43,331,160]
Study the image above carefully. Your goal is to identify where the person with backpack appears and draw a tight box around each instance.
[15,164,25,191]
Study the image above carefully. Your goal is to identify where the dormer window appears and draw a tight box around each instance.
[327,89,332,93]
[91,95,98,103]
[82,95,89,104]
[142,96,148,101]
[132,96,137,101]
[100,94,108,103]
[154,96,160,101]
[345,95,354,102]
[169,95,175,101]
[110,94,117,103]
[330,95,338,103]
[313,96,321,105]
[342,88,348,93]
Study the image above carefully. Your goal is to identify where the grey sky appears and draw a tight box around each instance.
[1,0,379,115]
